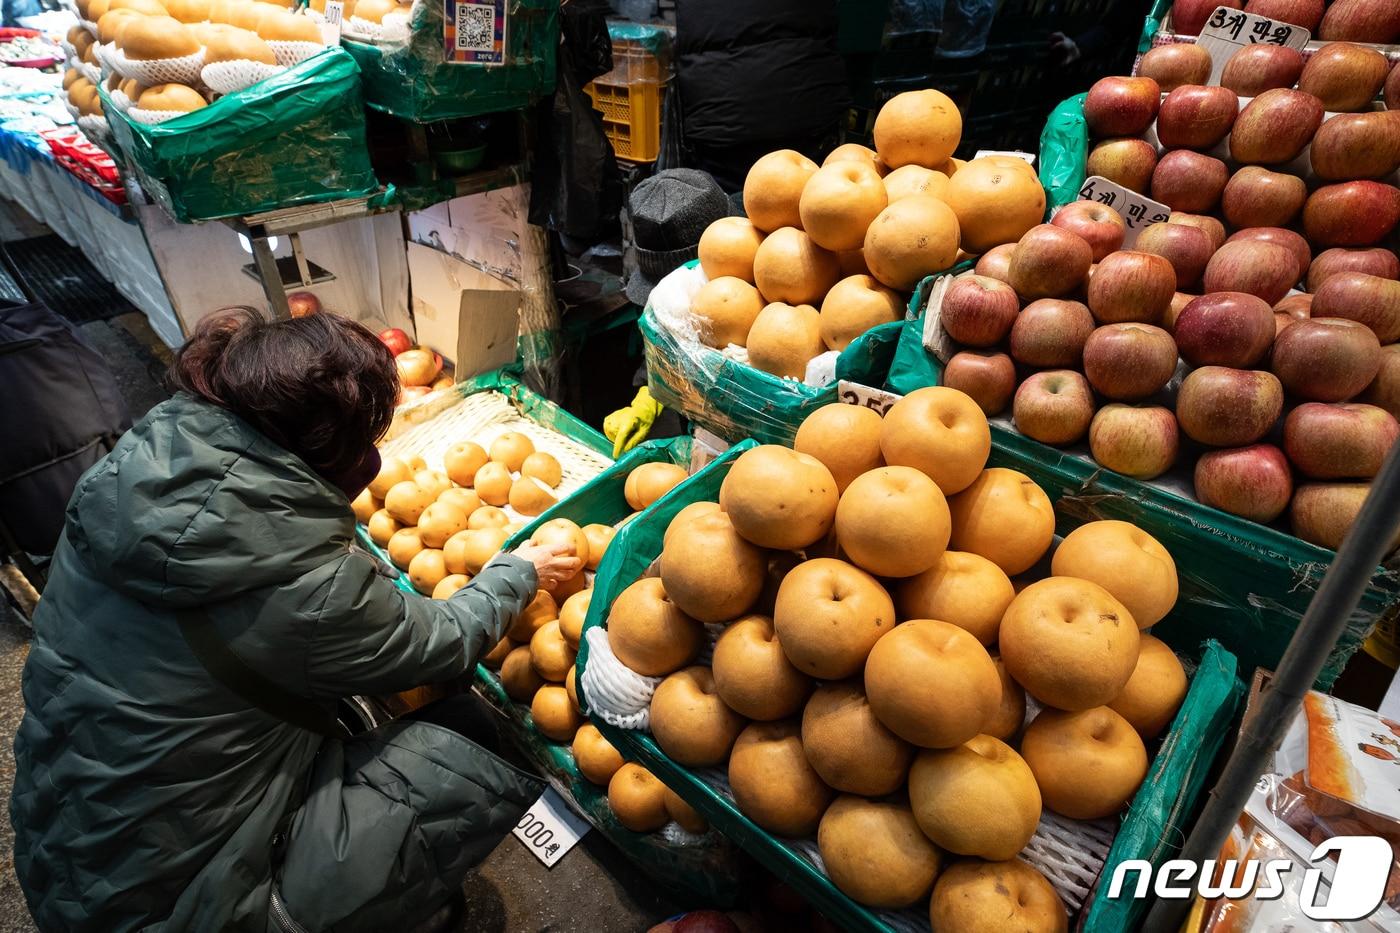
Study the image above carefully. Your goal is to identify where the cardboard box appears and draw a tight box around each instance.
[406,240,519,380]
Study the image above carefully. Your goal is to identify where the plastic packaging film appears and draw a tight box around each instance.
[99,49,377,222]
[341,0,557,123]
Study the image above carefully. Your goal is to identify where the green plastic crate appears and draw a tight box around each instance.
[576,441,1245,932]
[342,0,557,123]
[885,278,1400,690]
[100,49,377,222]
[641,260,944,447]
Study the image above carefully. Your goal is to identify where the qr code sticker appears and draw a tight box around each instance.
[456,3,494,51]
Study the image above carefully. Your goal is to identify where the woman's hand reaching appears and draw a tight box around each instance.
[515,543,584,590]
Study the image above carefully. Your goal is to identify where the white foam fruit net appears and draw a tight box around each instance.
[126,106,189,125]
[110,47,205,86]
[267,39,322,67]
[201,60,284,95]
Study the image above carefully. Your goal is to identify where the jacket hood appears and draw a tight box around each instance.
[66,393,356,608]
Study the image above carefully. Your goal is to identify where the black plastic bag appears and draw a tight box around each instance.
[528,0,624,240]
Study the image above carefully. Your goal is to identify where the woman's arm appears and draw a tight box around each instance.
[302,551,535,698]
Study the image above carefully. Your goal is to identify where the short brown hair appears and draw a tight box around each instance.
[169,307,397,478]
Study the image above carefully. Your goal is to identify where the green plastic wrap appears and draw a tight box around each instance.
[642,263,906,446]
[343,0,557,122]
[883,279,1400,689]
[1142,0,1173,48]
[1084,640,1244,933]
[100,49,377,223]
[1038,92,1089,212]
[577,442,1244,933]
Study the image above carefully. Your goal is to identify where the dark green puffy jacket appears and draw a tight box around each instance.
[10,394,545,932]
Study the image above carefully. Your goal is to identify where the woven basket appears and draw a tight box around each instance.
[376,390,612,521]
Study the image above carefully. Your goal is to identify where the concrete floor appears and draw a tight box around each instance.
[0,280,682,931]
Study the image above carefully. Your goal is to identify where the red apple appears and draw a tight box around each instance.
[1308,248,1400,292]
[1156,85,1238,151]
[1137,44,1213,91]
[1291,483,1390,551]
[1311,273,1400,344]
[1318,0,1400,46]
[1284,402,1400,480]
[673,911,741,933]
[1086,138,1159,194]
[1274,294,1313,337]
[1304,182,1400,249]
[1089,404,1179,479]
[1164,291,1198,333]
[1151,150,1229,214]
[1298,42,1390,113]
[1174,292,1276,368]
[1088,251,1178,325]
[1271,318,1381,402]
[1008,224,1094,300]
[1387,62,1400,110]
[1082,323,1179,400]
[1244,0,1324,29]
[1225,228,1310,288]
[974,243,1016,283]
[1173,0,1242,35]
[1221,44,1305,98]
[1221,166,1307,229]
[1359,345,1400,419]
[1229,89,1325,166]
[1194,444,1294,522]
[944,351,1017,416]
[287,291,321,318]
[1013,370,1096,446]
[940,275,1022,347]
[1177,366,1284,446]
[1050,201,1126,261]
[1008,298,1095,368]
[1168,212,1225,253]
[1084,76,1161,138]
[398,385,432,405]
[1310,113,1400,183]
[396,347,443,387]
[1135,221,1213,291]
[378,326,412,356]
[1202,241,1297,306]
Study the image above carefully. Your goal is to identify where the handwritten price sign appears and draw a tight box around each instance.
[512,787,590,868]
[1196,6,1311,85]
[1076,176,1172,248]
[838,380,902,416]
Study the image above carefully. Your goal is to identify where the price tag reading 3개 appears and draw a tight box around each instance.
[1196,6,1311,85]
[1076,175,1171,248]
[512,787,590,868]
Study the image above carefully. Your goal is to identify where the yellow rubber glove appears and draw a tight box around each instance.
[604,387,663,458]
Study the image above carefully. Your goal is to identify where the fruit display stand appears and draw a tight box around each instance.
[352,378,743,902]
[341,0,557,124]
[642,261,911,446]
[884,275,1400,690]
[99,49,378,223]
[575,441,1246,933]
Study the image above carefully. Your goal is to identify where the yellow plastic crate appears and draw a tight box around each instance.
[585,39,666,163]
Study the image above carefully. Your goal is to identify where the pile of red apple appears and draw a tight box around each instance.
[939,193,1399,550]
[379,326,452,405]
[1170,0,1398,44]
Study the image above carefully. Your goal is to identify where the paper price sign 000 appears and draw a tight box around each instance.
[512,787,590,868]
[1075,175,1171,248]
[1196,6,1311,85]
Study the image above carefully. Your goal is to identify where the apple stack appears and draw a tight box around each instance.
[593,393,1200,930]
[939,46,1400,550]
[1168,0,1398,45]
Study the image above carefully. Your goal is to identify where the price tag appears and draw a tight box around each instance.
[1196,6,1310,85]
[319,0,343,44]
[974,149,1036,167]
[512,787,590,868]
[1076,175,1172,248]
[838,380,903,416]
